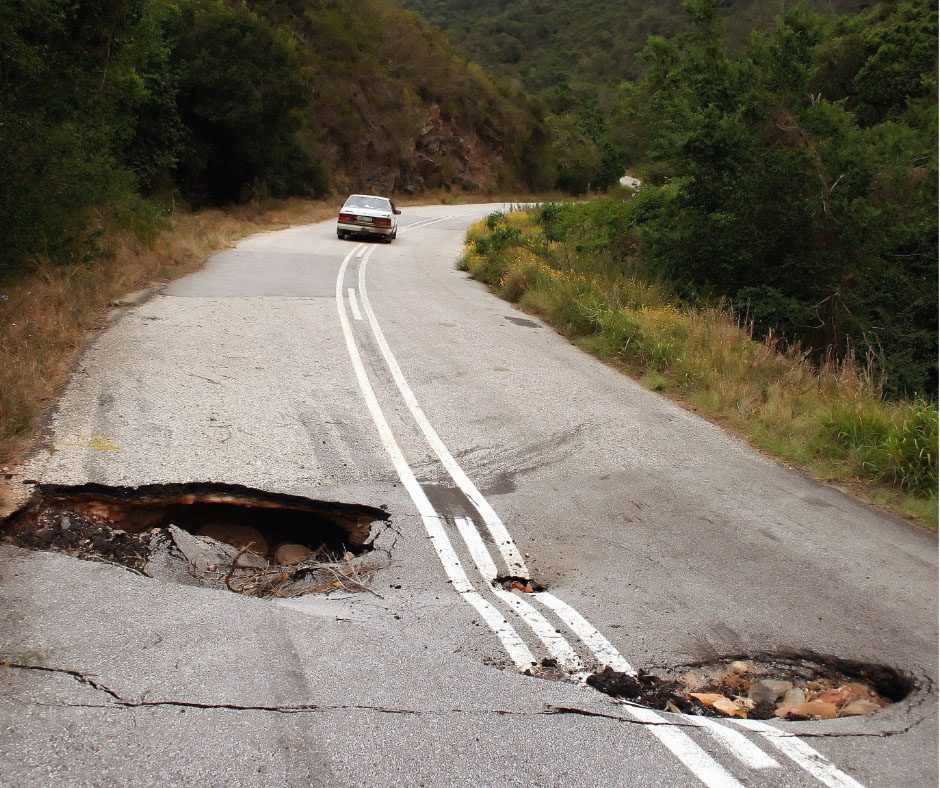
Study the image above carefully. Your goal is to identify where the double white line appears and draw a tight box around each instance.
[334,241,864,788]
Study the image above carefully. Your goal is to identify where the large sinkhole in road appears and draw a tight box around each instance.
[587,653,912,721]
[2,483,390,598]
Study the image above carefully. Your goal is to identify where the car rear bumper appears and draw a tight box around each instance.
[338,221,394,237]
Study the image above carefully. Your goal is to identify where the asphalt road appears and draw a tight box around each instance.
[1,204,937,787]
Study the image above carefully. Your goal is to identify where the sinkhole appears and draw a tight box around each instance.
[2,482,391,597]
[587,652,914,721]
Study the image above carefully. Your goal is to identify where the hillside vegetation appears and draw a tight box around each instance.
[461,209,937,527]
[402,0,873,91]
[0,0,553,281]
[437,0,936,401]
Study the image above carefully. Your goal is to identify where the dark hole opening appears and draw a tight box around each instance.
[3,482,389,569]
[587,652,915,721]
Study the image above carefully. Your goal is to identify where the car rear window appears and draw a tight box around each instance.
[344,196,390,211]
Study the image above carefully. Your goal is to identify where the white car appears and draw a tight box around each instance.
[337,194,401,242]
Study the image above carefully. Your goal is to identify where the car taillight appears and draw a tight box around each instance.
[339,212,356,222]
[373,217,391,227]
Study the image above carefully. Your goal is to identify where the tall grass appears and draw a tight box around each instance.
[461,211,938,528]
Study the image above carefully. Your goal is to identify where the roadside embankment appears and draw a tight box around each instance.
[459,209,937,529]
[0,198,341,467]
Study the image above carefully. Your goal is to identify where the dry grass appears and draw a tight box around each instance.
[462,212,938,529]
[0,198,338,466]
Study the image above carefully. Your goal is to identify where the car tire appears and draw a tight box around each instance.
[338,229,349,240]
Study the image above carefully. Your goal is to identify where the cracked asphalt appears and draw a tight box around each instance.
[0,204,937,787]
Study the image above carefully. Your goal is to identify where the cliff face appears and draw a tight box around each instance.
[327,104,502,194]
[250,0,549,194]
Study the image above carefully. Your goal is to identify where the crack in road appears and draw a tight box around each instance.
[1,661,912,737]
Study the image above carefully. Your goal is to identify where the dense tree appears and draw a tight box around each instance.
[607,0,937,396]
[0,0,550,278]
[170,0,327,204]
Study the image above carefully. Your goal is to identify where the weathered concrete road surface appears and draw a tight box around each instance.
[1,205,936,787]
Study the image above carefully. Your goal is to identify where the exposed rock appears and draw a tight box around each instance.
[689,692,726,709]
[197,523,268,557]
[780,687,806,708]
[160,525,267,572]
[712,697,747,718]
[840,700,883,716]
[275,543,314,565]
[818,685,853,706]
[749,679,793,705]
[778,700,839,720]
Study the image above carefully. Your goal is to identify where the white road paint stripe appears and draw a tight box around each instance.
[454,516,584,671]
[684,716,781,770]
[532,591,636,675]
[352,244,844,788]
[732,720,866,788]
[347,288,363,321]
[358,254,529,576]
[334,244,536,672]
[452,515,501,580]
[621,704,746,788]
[402,212,463,230]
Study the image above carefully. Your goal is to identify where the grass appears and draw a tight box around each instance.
[460,210,938,529]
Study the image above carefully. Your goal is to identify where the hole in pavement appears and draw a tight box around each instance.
[2,483,391,598]
[587,653,913,720]
[494,575,546,593]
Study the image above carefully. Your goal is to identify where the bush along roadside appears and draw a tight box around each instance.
[459,209,937,528]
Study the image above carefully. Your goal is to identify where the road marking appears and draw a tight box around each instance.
[358,254,528,576]
[454,517,584,671]
[348,243,867,788]
[622,704,745,788]
[531,591,635,675]
[684,715,781,770]
[352,248,760,788]
[733,720,866,788]
[402,212,464,230]
[335,243,535,672]
[368,254,635,670]
[347,288,362,321]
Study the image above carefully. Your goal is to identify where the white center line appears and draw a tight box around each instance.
[454,516,584,671]
[684,715,781,770]
[347,288,363,321]
[351,246,763,788]
[732,720,866,788]
[358,253,528,576]
[345,239,868,788]
[334,243,535,672]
